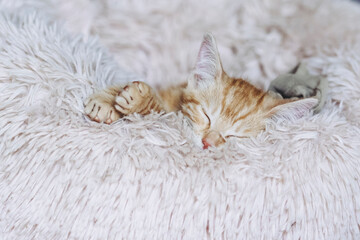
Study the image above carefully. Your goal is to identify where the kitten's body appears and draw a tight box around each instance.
[85,34,318,148]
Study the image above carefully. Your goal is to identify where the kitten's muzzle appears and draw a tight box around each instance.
[202,131,225,149]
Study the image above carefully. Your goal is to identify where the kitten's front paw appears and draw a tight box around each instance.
[84,95,121,124]
[115,81,152,115]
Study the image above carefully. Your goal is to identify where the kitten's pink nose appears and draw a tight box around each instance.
[202,138,211,149]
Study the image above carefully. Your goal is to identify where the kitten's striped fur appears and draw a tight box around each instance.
[85,34,317,148]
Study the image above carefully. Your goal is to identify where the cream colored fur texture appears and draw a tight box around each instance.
[1,0,360,239]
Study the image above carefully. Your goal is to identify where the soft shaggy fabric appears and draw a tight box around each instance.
[1,0,360,239]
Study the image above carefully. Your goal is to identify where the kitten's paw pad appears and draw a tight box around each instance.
[84,97,121,124]
[114,81,151,115]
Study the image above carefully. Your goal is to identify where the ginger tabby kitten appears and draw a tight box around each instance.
[85,34,318,149]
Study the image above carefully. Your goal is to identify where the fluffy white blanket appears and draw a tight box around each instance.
[1,0,360,239]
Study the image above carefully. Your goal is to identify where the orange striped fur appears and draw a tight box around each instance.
[85,34,317,148]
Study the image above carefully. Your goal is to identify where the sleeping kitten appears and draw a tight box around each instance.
[85,33,318,149]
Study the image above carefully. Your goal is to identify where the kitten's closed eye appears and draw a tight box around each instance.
[202,109,211,127]
[225,135,247,139]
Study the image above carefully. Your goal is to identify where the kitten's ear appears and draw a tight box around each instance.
[268,98,318,121]
[189,33,223,89]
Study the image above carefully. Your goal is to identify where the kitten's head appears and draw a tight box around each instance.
[181,34,318,149]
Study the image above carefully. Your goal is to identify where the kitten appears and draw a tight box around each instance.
[85,33,318,149]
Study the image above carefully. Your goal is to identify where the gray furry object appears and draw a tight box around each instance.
[268,63,328,113]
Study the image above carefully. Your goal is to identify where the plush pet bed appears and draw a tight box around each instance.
[1,0,360,239]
